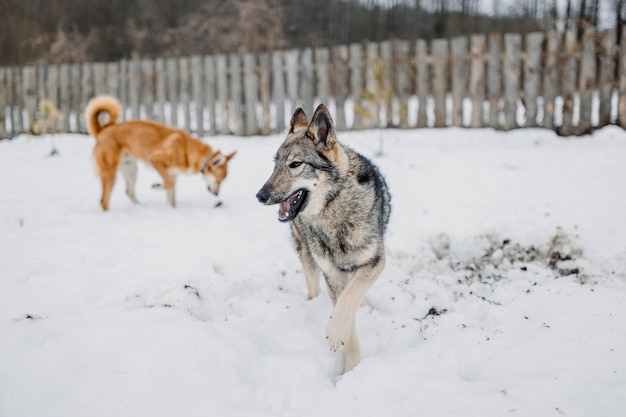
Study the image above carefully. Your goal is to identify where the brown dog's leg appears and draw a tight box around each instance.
[150,158,177,208]
[100,171,116,211]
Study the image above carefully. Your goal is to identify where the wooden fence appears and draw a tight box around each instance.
[1,27,625,139]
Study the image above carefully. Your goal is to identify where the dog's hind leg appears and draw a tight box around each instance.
[291,224,321,299]
[119,153,140,204]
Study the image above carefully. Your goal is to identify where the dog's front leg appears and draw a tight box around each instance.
[150,158,177,208]
[326,254,385,359]
[291,224,321,299]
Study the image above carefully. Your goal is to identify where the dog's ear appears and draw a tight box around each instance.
[289,108,308,133]
[225,151,236,161]
[306,104,336,150]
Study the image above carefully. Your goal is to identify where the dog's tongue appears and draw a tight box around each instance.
[278,193,298,219]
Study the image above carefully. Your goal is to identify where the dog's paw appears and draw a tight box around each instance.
[326,315,351,351]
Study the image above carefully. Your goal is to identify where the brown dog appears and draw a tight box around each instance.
[85,95,236,211]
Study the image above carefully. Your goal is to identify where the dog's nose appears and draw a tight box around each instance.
[256,188,270,204]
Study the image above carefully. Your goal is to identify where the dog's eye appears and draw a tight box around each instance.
[288,161,303,169]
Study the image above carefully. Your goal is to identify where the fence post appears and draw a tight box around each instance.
[598,28,616,127]
[300,47,314,118]
[229,53,243,136]
[204,55,217,136]
[180,57,191,132]
[394,40,411,128]
[349,43,362,129]
[106,62,119,104]
[0,68,6,138]
[542,31,560,130]
[155,58,166,124]
[560,30,577,136]
[523,32,544,127]
[141,59,155,120]
[451,36,468,127]
[577,28,596,135]
[190,55,204,136]
[469,34,486,128]
[216,54,229,134]
[243,52,258,136]
[166,58,178,127]
[259,52,271,135]
[415,39,428,128]
[332,45,349,131]
[23,66,37,133]
[487,33,503,129]
[271,50,286,133]
[503,33,521,130]
[59,64,70,132]
[620,25,626,128]
[432,38,448,128]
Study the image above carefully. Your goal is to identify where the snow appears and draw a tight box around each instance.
[1,126,626,417]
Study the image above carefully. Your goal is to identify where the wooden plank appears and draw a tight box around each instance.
[141,59,155,120]
[285,49,299,116]
[363,42,379,129]
[5,68,15,136]
[598,28,616,127]
[243,52,258,135]
[166,58,178,127]
[315,47,330,105]
[524,32,544,127]
[154,58,166,124]
[300,47,314,118]
[128,60,141,121]
[23,66,37,132]
[542,31,560,129]
[349,43,363,129]
[216,54,229,134]
[503,33,521,130]
[620,25,626,128]
[451,36,468,127]
[229,53,243,135]
[487,33,503,129]
[394,40,411,128]
[93,63,107,96]
[259,52,271,135]
[431,38,448,128]
[271,50,286,132]
[37,60,47,102]
[80,63,93,131]
[469,34,486,128]
[577,28,596,135]
[70,63,81,132]
[179,57,191,132]
[415,39,428,128]
[7,68,20,135]
[203,55,217,136]
[380,41,392,127]
[59,64,70,132]
[190,55,204,136]
[106,62,119,101]
[0,68,6,138]
[118,60,128,120]
[46,65,59,107]
[331,45,349,131]
[560,30,578,136]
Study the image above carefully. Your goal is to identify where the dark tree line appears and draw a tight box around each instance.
[0,0,623,66]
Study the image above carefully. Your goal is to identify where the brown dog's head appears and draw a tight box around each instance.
[201,151,237,195]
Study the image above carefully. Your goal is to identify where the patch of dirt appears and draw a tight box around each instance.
[430,227,584,285]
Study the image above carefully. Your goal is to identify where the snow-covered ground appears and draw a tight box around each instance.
[1,126,625,417]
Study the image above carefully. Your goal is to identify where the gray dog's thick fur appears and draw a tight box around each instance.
[256,104,391,373]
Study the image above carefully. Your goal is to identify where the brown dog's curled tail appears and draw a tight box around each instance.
[84,95,122,137]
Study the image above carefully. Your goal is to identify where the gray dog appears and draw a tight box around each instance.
[257,104,391,373]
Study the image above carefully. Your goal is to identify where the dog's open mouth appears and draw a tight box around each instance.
[278,189,307,222]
